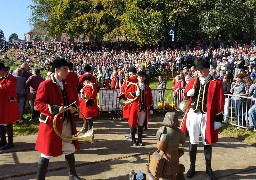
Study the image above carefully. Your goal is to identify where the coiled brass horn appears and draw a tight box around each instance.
[119,82,140,107]
[53,101,94,143]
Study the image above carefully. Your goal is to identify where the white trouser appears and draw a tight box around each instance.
[41,120,75,159]
[138,110,146,126]
[224,97,230,122]
[186,109,209,145]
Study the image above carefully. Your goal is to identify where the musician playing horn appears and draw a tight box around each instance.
[181,57,224,180]
[79,76,98,130]
[125,71,153,146]
[78,64,98,130]
[35,58,81,180]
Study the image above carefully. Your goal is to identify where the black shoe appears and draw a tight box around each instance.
[0,141,7,147]
[186,164,195,178]
[206,167,217,180]
[2,143,14,150]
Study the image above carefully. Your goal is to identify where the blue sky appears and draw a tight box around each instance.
[0,0,32,40]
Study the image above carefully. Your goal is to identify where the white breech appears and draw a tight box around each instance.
[41,120,75,159]
[186,109,210,145]
[138,110,146,126]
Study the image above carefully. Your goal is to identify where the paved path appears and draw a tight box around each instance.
[0,116,256,180]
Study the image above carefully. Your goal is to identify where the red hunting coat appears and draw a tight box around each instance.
[65,71,79,103]
[120,76,138,119]
[0,74,19,124]
[125,83,153,128]
[181,78,224,144]
[79,83,98,118]
[35,76,80,156]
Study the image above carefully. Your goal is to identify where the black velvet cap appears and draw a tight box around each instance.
[0,62,6,71]
[51,58,68,72]
[128,66,137,74]
[84,64,92,72]
[196,57,210,69]
[137,71,146,77]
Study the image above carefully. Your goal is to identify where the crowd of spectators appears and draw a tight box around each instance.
[1,40,256,130]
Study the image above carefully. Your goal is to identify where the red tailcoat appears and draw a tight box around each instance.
[121,76,138,119]
[125,83,153,127]
[35,77,80,156]
[65,71,79,103]
[111,75,119,89]
[0,74,19,124]
[181,78,224,144]
[79,84,98,118]
[79,73,98,88]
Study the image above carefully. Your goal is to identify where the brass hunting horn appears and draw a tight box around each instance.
[119,82,140,107]
[53,101,94,143]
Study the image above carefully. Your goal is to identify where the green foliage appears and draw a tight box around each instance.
[0,29,5,43]
[29,0,256,45]
[8,33,19,42]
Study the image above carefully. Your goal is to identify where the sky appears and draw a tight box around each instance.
[0,0,33,41]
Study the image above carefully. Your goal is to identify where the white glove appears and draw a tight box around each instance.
[136,91,140,96]
[187,88,195,96]
[214,121,222,130]
[150,110,153,115]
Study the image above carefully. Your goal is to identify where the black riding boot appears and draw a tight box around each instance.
[86,119,93,130]
[204,145,217,180]
[65,153,80,180]
[130,127,137,146]
[0,125,7,147]
[2,124,14,150]
[36,157,49,180]
[186,144,197,178]
[137,126,144,146]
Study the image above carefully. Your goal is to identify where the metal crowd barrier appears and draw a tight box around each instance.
[97,88,180,114]
[97,89,255,130]
[224,94,254,129]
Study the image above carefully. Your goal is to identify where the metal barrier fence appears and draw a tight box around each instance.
[224,94,255,129]
[97,89,256,130]
[97,88,179,114]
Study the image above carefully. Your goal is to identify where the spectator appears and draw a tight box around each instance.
[173,75,185,108]
[26,68,44,121]
[223,75,231,123]
[157,75,166,102]
[14,68,26,123]
[230,74,246,125]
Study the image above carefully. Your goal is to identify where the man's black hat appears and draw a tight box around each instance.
[196,57,210,69]
[0,62,6,71]
[82,76,91,82]
[137,71,146,77]
[51,58,68,72]
[128,66,137,74]
[84,64,92,72]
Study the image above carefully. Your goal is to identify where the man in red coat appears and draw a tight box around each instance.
[0,63,19,150]
[35,58,81,180]
[65,62,79,103]
[79,76,98,130]
[125,71,153,146]
[119,67,138,120]
[78,64,98,128]
[181,58,224,180]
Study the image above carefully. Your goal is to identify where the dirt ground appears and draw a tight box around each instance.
[0,115,256,180]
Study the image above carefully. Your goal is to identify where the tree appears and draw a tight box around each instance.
[0,29,5,44]
[9,33,18,42]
